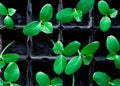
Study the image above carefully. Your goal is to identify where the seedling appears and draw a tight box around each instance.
[98,0,118,32]
[0,41,19,69]
[93,71,120,86]
[0,62,20,86]
[23,4,53,36]
[106,35,120,70]
[56,0,94,23]
[0,2,16,29]
[52,40,100,86]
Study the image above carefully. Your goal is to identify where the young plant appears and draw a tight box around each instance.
[56,0,94,23]
[0,2,16,29]
[0,41,19,69]
[98,0,118,32]
[52,40,100,86]
[93,71,120,86]
[36,71,63,86]
[23,4,53,36]
[106,35,120,70]
[0,62,20,86]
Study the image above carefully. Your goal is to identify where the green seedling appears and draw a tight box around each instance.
[23,4,53,36]
[36,71,63,86]
[0,62,20,86]
[0,41,19,69]
[0,2,16,29]
[52,40,100,86]
[98,0,118,32]
[106,35,120,70]
[93,71,120,86]
[56,0,94,23]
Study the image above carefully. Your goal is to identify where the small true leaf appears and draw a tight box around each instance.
[52,41,64,54]
[2,53,19,63]
[73,10,82,22]
[63,41,81,56]
[100,16,111,32]
[54,55,67,75]
[107,53,118,60]
[81,41,100,55]
[0,3,7,15]
[82,54,93,65]
[4,16,14,29]
[40,22,53,34]
[98,0,110,15]
[40,4,53,21]
[76,0,95,14]
[92,71,111,86]
[106,35,120,53]
[0,61,5,69]
[51,77,63,86]
[65,56,82,75]
[8,8,16,16]
[111,79,120,86]
[0,78,4,86]
[114,55,120,70]
[23,21,41,36]
[56,8,74,23]
[109,8,118,18]
[10,83,19,86]
[36,72,50,86]
[4,62,20,82]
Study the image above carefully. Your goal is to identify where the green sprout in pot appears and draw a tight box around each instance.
[0,2,16,29]
[56,0,94,23]
[98,0,118,32]
[106,35,120,70]
[23,4,53,36]
[52,40,100,86]
[93,71,120,86]
[0,62,20,86]
[0,41,19,69]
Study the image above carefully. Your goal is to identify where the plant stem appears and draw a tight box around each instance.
[72,74,75,86]
[0,40,15,56]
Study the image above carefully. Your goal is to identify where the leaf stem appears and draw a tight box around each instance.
[72,74,75,86]
[0,40,15,56]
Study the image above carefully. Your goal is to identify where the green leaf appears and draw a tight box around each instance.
[0,3,7,15]
[54,55,67,75]
[39,4,53,21]
[2,53,19,63]
[0,61,5,69]
[4,16,14,29]
[0,78,4,86]
[4,62,20,82]
[56,8,74,23]
[107,53,118,60]
[98,0,110,15]
[8,8,16,16]
[111,79,120,86]
[73,10,82,22]
[63,41,81,56]
[106,35,120,53]
[114,55,120,70]
[23,21,41,36]
[109,8,118,18]
[100,16,111,32]
[10,83,19,86]
[92,71,111,86]
[81,41,100,55]
[65,56,82,75]
[82,54,93,65]
[40,22,53,34]
[52,41,64,54]
[51,77,63,86]
[36,72,50,86]
[76,0,95,14]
